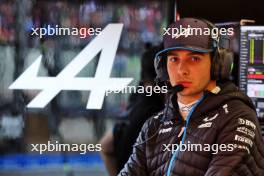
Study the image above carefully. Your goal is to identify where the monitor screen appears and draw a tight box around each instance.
[240,26,264,119]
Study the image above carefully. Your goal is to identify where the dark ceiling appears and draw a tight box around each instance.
[176,0,264,24]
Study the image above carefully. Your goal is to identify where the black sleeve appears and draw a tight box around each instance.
[118,119,149,176]
[114,95,163,172]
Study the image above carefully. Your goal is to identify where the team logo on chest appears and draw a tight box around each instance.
[198,113,219,128]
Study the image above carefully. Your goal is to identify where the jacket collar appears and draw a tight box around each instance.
[161,89,214,122]
[161,81,256,123]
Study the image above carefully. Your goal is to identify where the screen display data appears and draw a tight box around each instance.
[240,26,264,119]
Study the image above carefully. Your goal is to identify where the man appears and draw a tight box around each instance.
[118,18,264,176]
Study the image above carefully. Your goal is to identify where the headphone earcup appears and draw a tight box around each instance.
[210,51,219,80]
[154,55,169,83]
[220,50,233,80]
[211,50,233,81]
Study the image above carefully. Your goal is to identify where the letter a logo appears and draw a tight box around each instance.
[9,24,133,109]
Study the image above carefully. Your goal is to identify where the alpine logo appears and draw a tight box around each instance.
[198,113,219,129]
[9,24,133,109]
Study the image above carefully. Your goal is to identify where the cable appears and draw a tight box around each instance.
[166,94,205,176]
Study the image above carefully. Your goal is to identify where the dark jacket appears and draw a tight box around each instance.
[119,82,264,176]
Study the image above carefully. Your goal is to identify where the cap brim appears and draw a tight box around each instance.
[155,46,213,59]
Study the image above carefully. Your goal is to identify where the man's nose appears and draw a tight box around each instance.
[177,60,189,75]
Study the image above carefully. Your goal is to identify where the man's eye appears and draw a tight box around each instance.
[169,57,178,62]
[190,56,201,62]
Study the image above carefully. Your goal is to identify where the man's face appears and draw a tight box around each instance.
[167,50,212,97]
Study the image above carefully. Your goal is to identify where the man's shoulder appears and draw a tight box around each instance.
[213,98,260,135]
[223,99,256,119]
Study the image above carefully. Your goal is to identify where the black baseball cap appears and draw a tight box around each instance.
[156,18,218,57]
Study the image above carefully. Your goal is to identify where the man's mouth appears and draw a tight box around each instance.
[177,81,192,87]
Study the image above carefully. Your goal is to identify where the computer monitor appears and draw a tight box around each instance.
[239,26,264,119]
